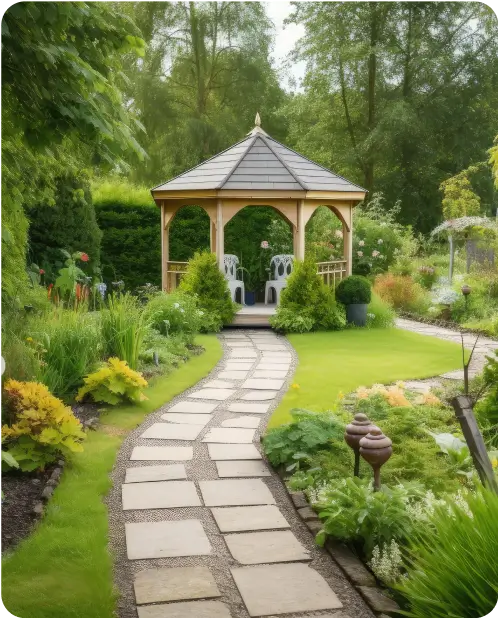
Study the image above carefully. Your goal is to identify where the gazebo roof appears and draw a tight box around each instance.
[152,119,365,194]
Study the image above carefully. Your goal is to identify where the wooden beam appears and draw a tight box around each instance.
[216,199,224,271]
[343,220,352,276]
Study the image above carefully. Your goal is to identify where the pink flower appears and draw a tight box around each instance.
[260,241,269,249]
[372,250,380,258]
[357,251,364,257]
[80,253,89,262]
[39,268,45,275]
[358,240,365,247]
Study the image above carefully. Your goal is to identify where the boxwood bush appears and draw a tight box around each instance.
[335,275,372,305]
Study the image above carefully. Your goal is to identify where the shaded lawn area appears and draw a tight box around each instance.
[2,335,222,618]
[267,328,463,428]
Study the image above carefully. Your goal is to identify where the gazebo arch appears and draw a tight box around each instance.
[151,114,366,292]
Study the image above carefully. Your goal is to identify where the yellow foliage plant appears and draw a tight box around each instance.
[2,380,86,471]
[77,357,148,406]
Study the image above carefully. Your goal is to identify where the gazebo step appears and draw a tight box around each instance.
[232,313,271,327]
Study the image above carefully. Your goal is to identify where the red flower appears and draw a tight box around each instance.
[39,269,45,275]
[80,253,89,262]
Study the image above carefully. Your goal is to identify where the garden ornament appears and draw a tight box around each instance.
[344,413,377,477]
[359,428,392,491]
[461,284,471,308]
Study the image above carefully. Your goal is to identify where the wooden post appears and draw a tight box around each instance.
[295,200,305,260]
[210,220,217,253]
[343,221,352,276]
[160,203,169,291]
[216,199,224,271]
[451,395,498,494]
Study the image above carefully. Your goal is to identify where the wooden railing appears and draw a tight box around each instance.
[316,260,347,287]
[165,261,188,292]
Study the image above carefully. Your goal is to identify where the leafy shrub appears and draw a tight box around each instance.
[476,350,498,447]
[77,357,148,405]
[399,489,498,618]
[263,409,345,471]
[139,330,191,377]
[180,251,236,331]
[101,293,149,369]
[143,291,201,343]
[414,265,437,290]
[2,380,86,471]
[335,275,372,305]
[366,292,395,328]
[270,259,345,332]
[373,273,429,313]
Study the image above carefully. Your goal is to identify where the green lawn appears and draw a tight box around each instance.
[268,328,463,428]
[2,335,222,618]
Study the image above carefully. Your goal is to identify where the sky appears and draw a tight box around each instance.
[264,1,306,91]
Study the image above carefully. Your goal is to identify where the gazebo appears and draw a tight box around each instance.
[151,114,366,296]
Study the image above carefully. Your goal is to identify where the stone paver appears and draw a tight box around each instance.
[215,460,270,478]
[202,427,256,444]
[217,370,249,380]
[231,563,343,616]
[134,566,220,604]
[225,530,310,564]
[199,479,276,506]
[252,370,287,379]
[208,443,262,460]
[256,363,290,371]
[140,423,203,441]
[255,344,288,351]
[160,413,212,426]
[221,416,261,428]
[126,520,211,559]
[125,464,187,484]
[168,401,218,414]
[211,505,289,532]
[223,362,254,371]
[228,402,270,414]
[242,378,285,390]
[130,446,193,461]
[137,601,231,618]
[240,390,278,401]
[188,388,235,401]
[227,357,257,363]
[122,481,201,510]
[203,379,236,389]
[230,349,258,358]
[227,341,255,347]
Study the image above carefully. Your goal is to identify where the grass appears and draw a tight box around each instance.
[2,334,222,618]
[268,328,463,428]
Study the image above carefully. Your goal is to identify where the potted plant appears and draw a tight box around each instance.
[335,275,372,326]
[237,261,261,306]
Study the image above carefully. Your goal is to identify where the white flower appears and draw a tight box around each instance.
[357,251,363,257]
[180,308,185,313]
[367,313,376,319]
[378,238,383,244]
[358,240,365,247]
[197,310,204,316]
[369,541,404,585]
[174,302,180,308]
[335,230,343,239]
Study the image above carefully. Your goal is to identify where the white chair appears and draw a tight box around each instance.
[265,254,294,305]
[224,254,245,304]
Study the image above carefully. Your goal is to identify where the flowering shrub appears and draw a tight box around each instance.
[77,357,148,405]
[144,291,201,344]
[2,380,86,471]
[415,265,437,290]
[356,383,413,407]
[373,273,430,313]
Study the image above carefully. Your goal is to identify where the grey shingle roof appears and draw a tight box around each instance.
[152,133,365,193]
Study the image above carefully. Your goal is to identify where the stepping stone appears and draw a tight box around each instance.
[189,388,235,401]
[168,401,218,414]
[231,563,343,616]
[131,446,193,461]
[140,423,203,441]
[202,428,256,444]
[199,479,275,506]
[137,601,231,618]
[230,349,257,358]
[211,505,289,532]
[122,481,200,510]
[240,391,278,401]
[228,403,270,415]
[256,363,290,371]
[161,413,212,426]
[208,443,262,460]
[225,530,310,564]
[221,416,261,428]
[125,464,187,484]
[223,333,249,339]
[134,566,221,605]
[262,353,291,360]
[252,370,287,379]
[441,369,465,380]
[203,379,236,389]
[227,341,255,347]
[218,370,249,380]
[125,519,211,559]
[215,460,270,478]
[242,378,285,391]
[255,344,288,351]
[227,357,256,364]
[224,362,253,371]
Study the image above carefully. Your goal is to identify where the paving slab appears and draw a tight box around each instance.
[125,464,187,484]
[221,416,261,428]
[140,423,203,441]
[223,362,254,371]
[225,530,310,564]
[230,349,258,358]
[211,505,289,532]
[168,401,218,414]
[227,341,255,347]
[255,363,290,371]
[215,460,270,478]
[122,481,201,510]
[130,446,193,461]
[252,370,288,379]
[231,563,343,616]
[202,427,256,444]
[261,352,291,359]
[255,344,288,351]
[208,443,262,460]
[188,388,235,401]
[240,391,278,401]
[126,519,211,559]
[228,403,270,414]
[137,601,231,618]
[242,378,285,390]
[199,479,275,506]
[160,413,212,426]
[227,357,257,363]
[134,566,221,605]
[217,370,249,380]
[203,379,236,389]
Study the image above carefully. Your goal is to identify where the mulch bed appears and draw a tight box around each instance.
[71,401,101,425]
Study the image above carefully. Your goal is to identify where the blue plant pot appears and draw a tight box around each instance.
[245,291,256,306]
[346,303,367,326]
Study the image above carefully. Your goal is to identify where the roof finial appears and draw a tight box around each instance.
[247,111,268,136]
[255,112,261,127]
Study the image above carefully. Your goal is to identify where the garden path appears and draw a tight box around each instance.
[108,330,374,618]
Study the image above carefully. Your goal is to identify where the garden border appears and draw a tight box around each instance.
[398,311,498,342]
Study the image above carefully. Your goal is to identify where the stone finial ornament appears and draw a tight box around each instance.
[359,428,393,491]
[344,413,377,477]
[255,112,261,127]
[248,112,268,136]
